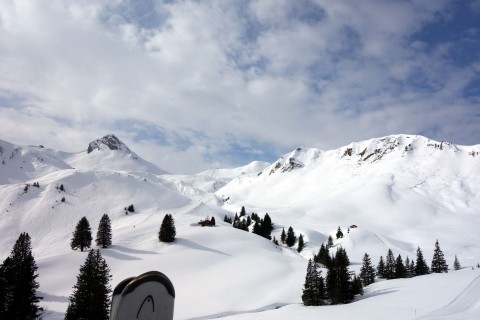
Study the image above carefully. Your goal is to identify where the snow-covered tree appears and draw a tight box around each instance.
[281,228,286,244]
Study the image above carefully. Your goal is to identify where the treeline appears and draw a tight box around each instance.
[225,206,308,252]
[303,237,459,306]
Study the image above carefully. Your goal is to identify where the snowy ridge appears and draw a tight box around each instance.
[0,140,72,184]
[0,133,480,319]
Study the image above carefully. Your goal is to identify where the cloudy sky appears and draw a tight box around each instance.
[0,0,479,173]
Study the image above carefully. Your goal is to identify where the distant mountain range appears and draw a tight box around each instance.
[0,133,479,319]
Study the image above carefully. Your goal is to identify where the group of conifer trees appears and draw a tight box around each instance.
[377,240,449,279]
[302,247,362,306]
[71,214,113,251]
[226,206,274,240]
[303,238,457,307]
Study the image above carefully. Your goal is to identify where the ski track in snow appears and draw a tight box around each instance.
[185,303,292,320]
[416,275,480,320]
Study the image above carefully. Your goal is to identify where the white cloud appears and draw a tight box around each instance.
[0,0,478,173]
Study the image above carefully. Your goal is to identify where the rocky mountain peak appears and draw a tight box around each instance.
[87,134,131,154]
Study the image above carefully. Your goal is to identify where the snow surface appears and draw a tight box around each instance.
[0,134,479,319]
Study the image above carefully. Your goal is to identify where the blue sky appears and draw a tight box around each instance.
[0,0,479,173]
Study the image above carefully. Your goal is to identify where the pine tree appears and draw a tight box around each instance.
[239,206,246,217]
[297,234,305,253]
[409,258,416,277]
[302,259,325,306]
[280,228,286,244]
[405,257,414,278]
[415,247,430,275]
[385,249,396,279]
[326,247,354,304]
[0,233,42,319]
[360,253,376,286]
[96,214,112,248]
[252,221,262,236]
[336,227,343,239]
[64,249,111,320]
[315,243,331,268]
[453,255,461,271]
[261,213,273,238]
[286,226,296,247]
[431,239,448,273]
[159,214,176,243]
[210,216,216,226]
[395,254,406,278]
[326,235,334,249]
[377,256,386,278]
[71,217,92,252]
[223,215,232,224]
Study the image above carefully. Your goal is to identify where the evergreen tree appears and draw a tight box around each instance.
[405,257,414,278]
[239,206,246,217]
[409,258,416,277]
[252,221,262,236]
[159,214,176,243]
[326,235,334,249]
[377,256,386,278]
[71,217,92,252]
[336,227,344,239]
[315,244,331,268]
[95,214,112,248]
[395,254,406,278]
[360,253,376,286]
[261,213,273,238]
[302,259,325,306]
[64,250,111,320]
[280,228,286,244]
[415,247,430,275]
[351,274,364,296]
[272,236,279,246]
[210,216,216,226]
[0,233,42,319]
[223,215,232,224]
[326,247,354,304]
[286,226,296,247]
[297,234,305,253]
[385,249,396,279]
[431,239,448,273]
[453,255,461,271]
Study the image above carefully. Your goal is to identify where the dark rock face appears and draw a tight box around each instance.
[87,134,130,154]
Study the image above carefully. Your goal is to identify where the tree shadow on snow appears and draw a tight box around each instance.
[100,245,158,261]
[175,238,231,257]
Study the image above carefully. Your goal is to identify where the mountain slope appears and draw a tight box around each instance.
[0,134,479,319]
[218,135,480,263]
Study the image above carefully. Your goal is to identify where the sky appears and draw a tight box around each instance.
[0,0,479,174]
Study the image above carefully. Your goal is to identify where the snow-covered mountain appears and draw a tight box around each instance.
[0,134,479,319]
